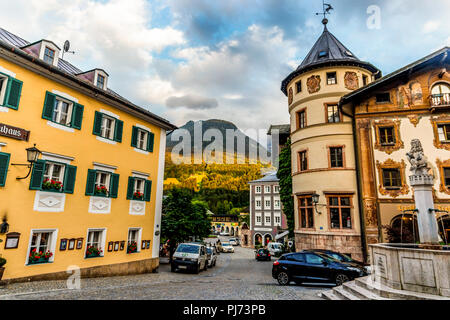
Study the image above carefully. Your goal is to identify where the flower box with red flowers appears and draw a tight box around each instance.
[28,249,53,264]
[42,178,63,192]
[85,245,103,258]
[133,191,144,201]
[127,241,138,253]
[94,185,108,197]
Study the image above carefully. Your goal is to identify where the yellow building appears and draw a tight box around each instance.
[280,19,381,261]
[0,28,176,282]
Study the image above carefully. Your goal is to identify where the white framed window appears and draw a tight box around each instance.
[274,215,282,226]
[264,185,271,193]
[137,129,148,150]
[95,171,111,195]
[274,185,280,193]
[43,46,55,64]
[264,199,271,209]
[52,97,73,126]
[274,199,281,210]
[86,229,106,257]
[265,215,271,225]
[43,162,65,183]
[134,178,145,194]
[127,228,142,253]
[255,186,262,194]
[97,74,105,89]
[255,214,262,226]
[255,198,262,210]
[101,115,116,140]
[0,74,7,105]
[27,229,57,264]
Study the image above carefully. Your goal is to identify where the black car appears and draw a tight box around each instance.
[272,251,367,286]
[304,249,368,268]
[255,249,271,261]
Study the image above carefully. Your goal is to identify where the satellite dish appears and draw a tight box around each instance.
[63,40,70,52]
[61,40,75,59]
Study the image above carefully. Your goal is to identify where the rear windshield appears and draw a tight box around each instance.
[222,243,232,247]
[176,244,200,254]
[207,248,213,254]
[271,243,281,248]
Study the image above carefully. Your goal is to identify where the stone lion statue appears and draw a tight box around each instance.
[406,139,430,175]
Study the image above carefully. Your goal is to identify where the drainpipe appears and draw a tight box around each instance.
[340,104,369,263]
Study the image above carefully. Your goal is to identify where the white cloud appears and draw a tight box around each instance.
[423,21,440,34]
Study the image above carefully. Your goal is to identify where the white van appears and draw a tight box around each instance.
[267,242,283,257]
[171,243,208,274]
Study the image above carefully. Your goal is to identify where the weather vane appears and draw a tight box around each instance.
[315,0,334,25]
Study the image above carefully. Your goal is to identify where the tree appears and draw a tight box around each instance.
[161,189,212,261]
[277,139,295,238]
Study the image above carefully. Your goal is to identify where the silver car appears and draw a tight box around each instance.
[206,247,218,267]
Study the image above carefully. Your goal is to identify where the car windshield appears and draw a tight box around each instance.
[314,253,336,263]
[207,248,213,254]
[272,244,281,249]
[328,252,352,262]
[222,243,232,247]
[176,244,200,254]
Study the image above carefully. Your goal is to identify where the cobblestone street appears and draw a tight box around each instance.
[0,239,328,300]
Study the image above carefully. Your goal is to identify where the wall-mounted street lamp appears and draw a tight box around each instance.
[11,144,41,180]
[0,217,9,234]
[311,193,325,214]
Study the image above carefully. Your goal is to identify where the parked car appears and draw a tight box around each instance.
[171,243,208,274]
[221,242,234,253]
[255,248,271,261]
[272,251,368,286]
[303,249,371,274]
[229,238,238,246]
[206,247,218,267]
[267,242,283,257]
[220,232,230,236]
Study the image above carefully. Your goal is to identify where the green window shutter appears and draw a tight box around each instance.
[4,77,23,110]
[144,180,152,202]
[92,111,103,136]
[71,103,84,130]
[114,120,124,142]
[42,91,56,120]
[0,152,11,187]
[63,165,77,194]
[131,126,138,147]
[109,173,120,198]
[147,132,155,152]
[85,169,97,196]
[127,176,135,200]
[29,160,46,190]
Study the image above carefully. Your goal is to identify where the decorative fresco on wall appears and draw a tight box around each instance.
[307,75,321,94]
[344,72,359,90]
[398,81,423,107]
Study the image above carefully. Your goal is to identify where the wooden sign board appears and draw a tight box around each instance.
[0,123,30,141]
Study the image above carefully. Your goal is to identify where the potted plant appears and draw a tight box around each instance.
[127,241,138,253]
[86,245,102,258]
[42,179,63,192]
[28,248,53,264]
[0,256,6,281]
[94,185,108,196]
[133,191,144,201]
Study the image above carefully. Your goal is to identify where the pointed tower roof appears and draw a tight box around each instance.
[281,20,380,96]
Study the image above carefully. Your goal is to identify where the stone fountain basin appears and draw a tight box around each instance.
[370,243,450,297]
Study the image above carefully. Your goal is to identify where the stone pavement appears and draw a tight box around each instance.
[0,241,328,300]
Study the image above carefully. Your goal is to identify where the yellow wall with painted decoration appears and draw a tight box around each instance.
[0,56,164,280]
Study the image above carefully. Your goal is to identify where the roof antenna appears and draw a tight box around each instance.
[315,0,334,26]
[62,40,75,60]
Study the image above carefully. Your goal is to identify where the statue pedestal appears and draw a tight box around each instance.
[409,174,440,244]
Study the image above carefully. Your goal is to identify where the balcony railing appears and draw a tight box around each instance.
[431,93,450,107]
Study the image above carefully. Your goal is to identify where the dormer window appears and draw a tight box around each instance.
[43,47,55,64]
[318,51,328,58]
[97,74,105,89]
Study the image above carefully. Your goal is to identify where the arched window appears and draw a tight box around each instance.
[384,214,419,243]
[431,83,450,106]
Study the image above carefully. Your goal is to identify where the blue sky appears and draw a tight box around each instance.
[0,0,449,130]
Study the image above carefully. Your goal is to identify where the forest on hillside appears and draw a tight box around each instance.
[164,154,268,215]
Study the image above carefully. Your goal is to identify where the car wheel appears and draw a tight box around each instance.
[204,262,208,271]
[194,264,200,274]
[277,272,290,286]
[335,274,350,286]
[171,264,176,273]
